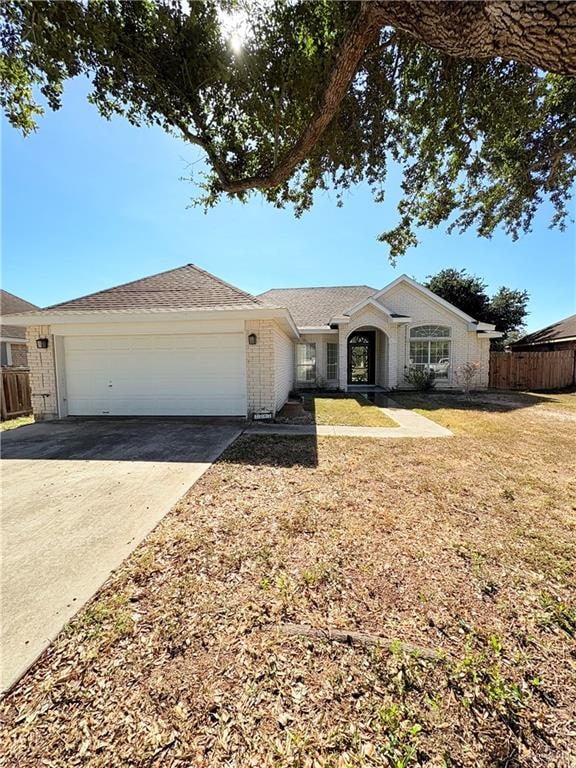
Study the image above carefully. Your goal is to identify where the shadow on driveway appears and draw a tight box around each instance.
[1,418,245,462]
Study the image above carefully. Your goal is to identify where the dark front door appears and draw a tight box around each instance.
[347,331,376,385]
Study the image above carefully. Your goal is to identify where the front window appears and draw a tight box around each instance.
[326,342,338,380]
[296,343,316,383]
[409,326,451,379]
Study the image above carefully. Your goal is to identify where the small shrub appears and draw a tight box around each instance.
[404,366,436,391]
[454,360,481,393]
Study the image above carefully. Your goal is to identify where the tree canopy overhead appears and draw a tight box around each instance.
[2,0,575,259]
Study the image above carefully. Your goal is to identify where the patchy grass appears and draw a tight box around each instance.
[1,400,575,767]
[391,389,576,434]
[0,414,33,431]
[305,394,398,427]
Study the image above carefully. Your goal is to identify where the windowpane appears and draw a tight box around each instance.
[429,340,450,378]
[408,340,450,379]
[410,325,450,338]
[326,343,338,380]
[296,343,316,383]
[409,341,429,366]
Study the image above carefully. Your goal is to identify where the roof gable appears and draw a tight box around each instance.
[42,264,264,313]
[367,274,482,325]
[1,290,39,340]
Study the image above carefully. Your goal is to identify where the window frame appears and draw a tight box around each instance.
[408,326,452,381]
[326,342,338,381]
[295,342,317,384]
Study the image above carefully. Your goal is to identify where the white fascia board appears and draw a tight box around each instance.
[480,330,504,339]
[373,274,479,324]
[298,326,339,335]
[1,306,301,339]
[336,296,413,325]
[469,321,497,331]
[341,296,396,318]
[1,304,296,329]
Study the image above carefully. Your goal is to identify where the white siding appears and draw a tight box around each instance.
[273,326,294,412]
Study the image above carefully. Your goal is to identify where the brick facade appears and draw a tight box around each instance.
[25,325,59,420]
[382,283,490,388]
[245,319,294,416]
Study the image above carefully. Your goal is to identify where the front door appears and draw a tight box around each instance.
[347,331,375,385]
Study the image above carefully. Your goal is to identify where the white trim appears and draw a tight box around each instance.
[336,296,413,324]
[3,342,12,366]
[1,305,301,339]
[0,335,26,344]
[472,321,497,331]
[298,326,339,334]
[53,336,66,419]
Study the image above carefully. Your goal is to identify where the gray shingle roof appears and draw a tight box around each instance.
[258,286,377,327]
[42,264,264,312]
[511,314,576,347]
[0,290,39,339]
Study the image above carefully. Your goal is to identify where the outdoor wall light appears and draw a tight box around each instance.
[36,338,49,349]
[248,333,257,346]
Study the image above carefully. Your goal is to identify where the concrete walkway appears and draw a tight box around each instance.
[247,397,452,439]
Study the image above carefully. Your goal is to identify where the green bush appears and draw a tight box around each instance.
[404,366,436,391]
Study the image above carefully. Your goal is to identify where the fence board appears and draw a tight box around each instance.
[489,350,576,390]
[1,368,32,420]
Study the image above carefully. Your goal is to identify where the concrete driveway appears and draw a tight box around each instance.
[1,418,241,694]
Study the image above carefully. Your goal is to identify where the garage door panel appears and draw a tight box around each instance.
[63,334,247,416]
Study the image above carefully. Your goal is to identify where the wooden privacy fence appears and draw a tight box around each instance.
[1,368,32,420]
[489,349,576,391]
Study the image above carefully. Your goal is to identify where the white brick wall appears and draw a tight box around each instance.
[246,319,296,416]
[381,283,489,389]
[272,326,294,412]
[26,325,59,420]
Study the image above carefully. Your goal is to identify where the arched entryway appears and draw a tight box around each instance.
[347,326,390,387]
[347,330,375,385]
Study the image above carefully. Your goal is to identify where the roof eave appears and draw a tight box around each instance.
[0,305,301,337]
[511,335,576,347]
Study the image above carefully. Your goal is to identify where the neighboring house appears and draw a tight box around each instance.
[509,314,576,352]
[0,290,39,368]
[0,264,500,420]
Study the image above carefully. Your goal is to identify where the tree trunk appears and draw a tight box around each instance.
[372,1,576,76]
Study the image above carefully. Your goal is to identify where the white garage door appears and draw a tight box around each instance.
[63,334,247,416]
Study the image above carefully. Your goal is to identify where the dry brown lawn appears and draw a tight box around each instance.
[304,394,398,427]
[1,395,575,767]
[0,414,33,431]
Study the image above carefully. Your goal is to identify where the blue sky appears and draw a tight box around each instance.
[2,77,574,332]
